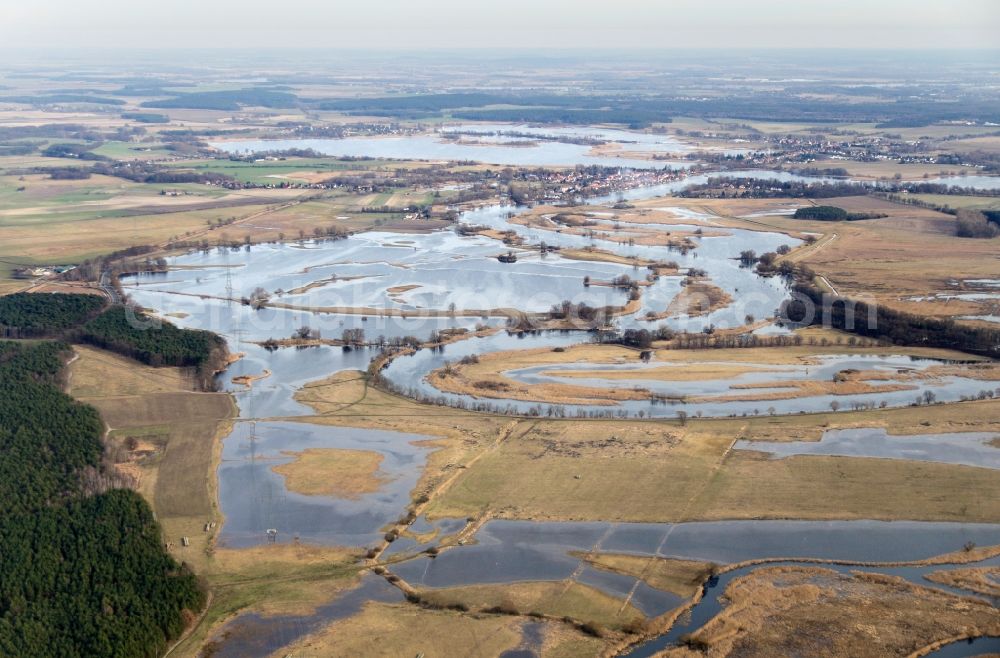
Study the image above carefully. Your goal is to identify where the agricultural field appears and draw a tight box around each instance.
[0,151,463,290]
[807,159,974,181]
[162,156,407,185]
[909,193,1000,211]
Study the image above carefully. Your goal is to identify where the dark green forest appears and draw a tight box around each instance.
[792,206,887,221]
[0,292,107,338]
[316,92,1000,126]
[0,340,205,657]
[2,294,228,389]
[121,112,170,124]
[0,342,103,513]
[794,205,851,220]
[80,306,228,388]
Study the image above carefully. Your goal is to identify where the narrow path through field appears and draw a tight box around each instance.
[818,275,839,296]
[612,428,745,615]
[793,231,838,262]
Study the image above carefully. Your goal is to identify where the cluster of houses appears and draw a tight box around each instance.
[515,167,688,202]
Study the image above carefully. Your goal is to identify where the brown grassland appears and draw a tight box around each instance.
[272,447,392,499]
[415,580,646,631]
[633,196,806,224]
[289,358,1000,526]
[659,566,1000,658]
[660,279,732,318]
[0,153,451,292]
[925,566,1000,598]
[712,195,1000,321]
[274,601,606,658]
[808,159,974,180]
[572,553,714,598]
[294,370,518,504]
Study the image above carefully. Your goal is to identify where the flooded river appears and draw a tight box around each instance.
[131,132,1000,657]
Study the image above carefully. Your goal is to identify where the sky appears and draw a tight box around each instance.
[0,0,998,50]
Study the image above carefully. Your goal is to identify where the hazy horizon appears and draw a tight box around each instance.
[1,0,998,51]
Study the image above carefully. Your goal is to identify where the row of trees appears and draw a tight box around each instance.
[792,205,887,221]
[955,209,1000,239]
[782,265,1000,357]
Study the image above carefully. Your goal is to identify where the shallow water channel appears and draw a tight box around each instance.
[736,427,1000,470]
[217,420,432,548]
[382,339,997,418]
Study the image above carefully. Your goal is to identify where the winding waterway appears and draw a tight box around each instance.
[131,132,1000,657]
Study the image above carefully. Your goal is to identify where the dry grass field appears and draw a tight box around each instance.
[0,149,454,290]
[425,411,1000,524]
[68,345,235,573]
[423,420,728,522]
[285,338,1000,527]
[809,159,973,180]
[661,566,1000,658]
[941,135,1000,154]
[416,580,646,630]
[272,448,391,499]
[687,451,1000,523]
[926,566,1000,598]
[661,279,732,318]
[574,553,714,598]
[295,370,517,503]
[276,601,606,658]
[0,170,285,263]
[910,193,1000,211]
